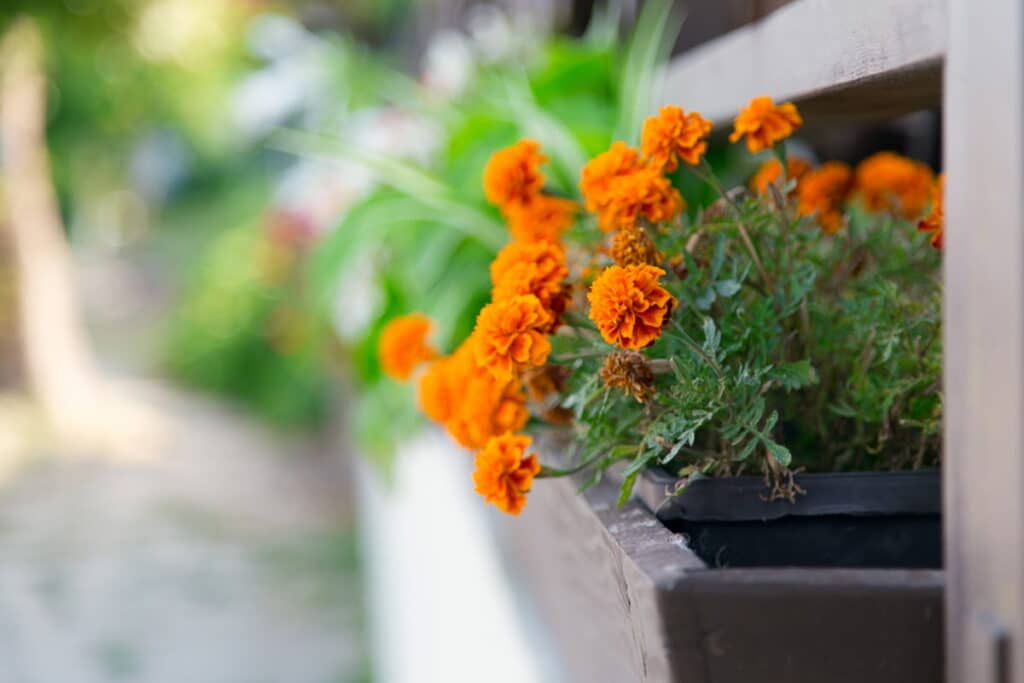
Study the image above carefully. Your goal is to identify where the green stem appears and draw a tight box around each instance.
[537,450,612,478]
[773,141,788,170]
[553,349,607,362]
[695,159,775,293]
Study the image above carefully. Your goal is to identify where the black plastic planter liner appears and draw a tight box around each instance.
[636,469,942,569]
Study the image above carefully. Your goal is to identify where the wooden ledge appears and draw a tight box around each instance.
[502,470,943,682]
[658,0,945,124]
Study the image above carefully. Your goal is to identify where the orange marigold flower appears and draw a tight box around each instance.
[598,166,684,232]
[579,142,644,214]
[729,96,803,153]
[418,355,458,424]
[447,370,529,449]
[472,433,542,515]
[917,173,944,249]
[587,265,675,350]
[418,344,528,449]
[641,105,713,172]
[490,241,570,328]
[472,295,553,380]
[483,139,547,211]
[379,313,438,381]
[796,161,854,234]
[505,195,577,243]
[600,350,656,403]
[749,156,812,195]
[610,226,663,267]
[581,143,683,231]
[854,151,934,220]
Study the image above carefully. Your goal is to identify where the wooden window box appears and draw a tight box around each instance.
[501,440,942,682]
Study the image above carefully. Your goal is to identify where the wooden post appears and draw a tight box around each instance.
[944,0,1024,680]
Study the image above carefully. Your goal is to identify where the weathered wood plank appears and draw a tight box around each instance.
[943,0,1024,680]
[657,0,944,124]
[503,472,706,682]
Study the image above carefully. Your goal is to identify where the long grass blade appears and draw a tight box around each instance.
[613,0,683,144]
[270,128,506,251]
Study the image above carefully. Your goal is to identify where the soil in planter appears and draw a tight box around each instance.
[669,515,941,569]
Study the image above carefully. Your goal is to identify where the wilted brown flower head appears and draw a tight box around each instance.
[600,350,656,403]
[610,226,663,267]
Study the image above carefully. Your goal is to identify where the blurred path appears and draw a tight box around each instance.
[0,381,366,683]
[1,17,364,682]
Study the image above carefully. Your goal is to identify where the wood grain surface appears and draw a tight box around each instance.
[504,467,943,682]
[658,0,944,124]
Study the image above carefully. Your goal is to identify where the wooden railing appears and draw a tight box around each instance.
[658,0,944,123]
[504,2,1015,681]
[662,1,1015,681]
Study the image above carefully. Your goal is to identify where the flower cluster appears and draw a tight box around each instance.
[379,94,944,515]
[797,162,854,234]
[490,240,570,325]
[743,150,941,240]
[855,151,934,219]
[417,342,529,450]
[483,138,577,244]
[580,105,710,233]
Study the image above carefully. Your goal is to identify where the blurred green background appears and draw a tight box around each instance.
[3,0,678,464]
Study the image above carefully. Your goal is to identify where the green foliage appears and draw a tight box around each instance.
[557,166,942,502]
[5,3,253,214]
[300,14,674,463]
[163,218,334,429]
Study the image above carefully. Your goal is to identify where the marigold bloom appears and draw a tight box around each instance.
[418,343,528,449]
[854,151,934,219]
[749,156,812,195]
[447,370,529,449]
[581,142,683,231]
[378,313,438,381]
[505,195,577,243]
[917,173,944,249]
[610,226,662,267]
[472,433,542,515]
[587,265,675,350]
[418,355,458,424]
[472,295,553,380]
[579,142,644,214]
[796,161,854,234]
[490,240,569,326]
[597,166,684,232]
[483,139,547,211]
[641,105,713,172]
[729,96,803,153]
[600,350,656,403]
